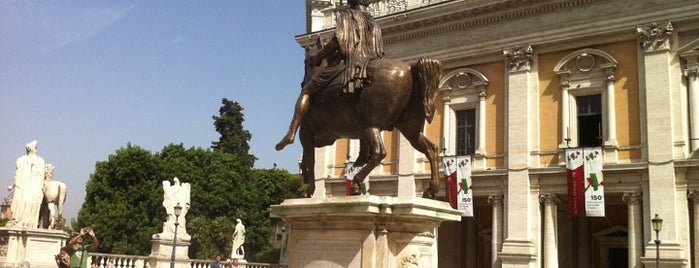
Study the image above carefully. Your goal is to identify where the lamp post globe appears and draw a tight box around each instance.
[652,214,663,268]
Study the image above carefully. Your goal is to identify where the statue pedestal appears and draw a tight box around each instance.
[149,238,191,268]
[0,227,69,268]
[269,196,461,268]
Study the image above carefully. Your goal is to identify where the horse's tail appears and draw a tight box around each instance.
[413,57,443,123]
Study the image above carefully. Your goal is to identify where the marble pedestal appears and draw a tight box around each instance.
[0,227,69,268]
[269,195,461,268]
[149,238,191,268]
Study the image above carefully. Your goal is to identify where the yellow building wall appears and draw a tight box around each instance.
[334,139,349,177]
[538,40,641,166]
[597,41,641,160]
[477,61,506,168]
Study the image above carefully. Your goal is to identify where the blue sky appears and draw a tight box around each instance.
[0,1,307,220]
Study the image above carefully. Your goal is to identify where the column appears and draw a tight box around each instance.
[604,70,618,147]
[637,21,688,266]
[683,55,699,151]
[476,90,487,155]
[488,195,504,267]
[540,194,560,268]
[688,190,699,267]
[499,45,537,267]
[623,192,643,268]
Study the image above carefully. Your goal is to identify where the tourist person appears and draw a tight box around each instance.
[55,246,71,268]
[210,255,223,268]
[230,258,239,268]
[275,0,384,151]
[68,228,99,268]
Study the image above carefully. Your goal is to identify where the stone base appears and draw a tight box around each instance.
[269,195,461,268]
[0,227,69,268]
[149,238,191,268]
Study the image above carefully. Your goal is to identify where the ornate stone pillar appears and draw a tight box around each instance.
[623,192,643,268]
[499,45,538,267]
[636,21,688,267]
[540,194,560,268]
[488,195,504,268]
[688,190,699,267]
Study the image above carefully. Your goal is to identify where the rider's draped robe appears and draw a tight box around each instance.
[335,7,384,93]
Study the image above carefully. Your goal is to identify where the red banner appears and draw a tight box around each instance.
[443,157,458,209]
[566,149,585,217]
[567,165,585,217]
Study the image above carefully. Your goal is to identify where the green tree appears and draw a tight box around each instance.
[76,143,302,261]
[211,98,256,168]
[76,144,164,254]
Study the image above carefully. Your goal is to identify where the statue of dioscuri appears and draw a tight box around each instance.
[275,0,443,198]
[153,177,191,241]
[38,164,67,229]
[231,219,246,258]
[6,141,46,229]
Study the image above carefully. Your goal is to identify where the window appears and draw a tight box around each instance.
[440,68,489,160]
[577,95,602,147]
[456,109,476,155]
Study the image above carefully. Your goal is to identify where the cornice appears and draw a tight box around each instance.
[380,0,599,44]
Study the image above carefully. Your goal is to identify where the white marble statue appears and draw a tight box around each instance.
[231,218,246,258]
[39,164,67,229]
[154,177,191,240]
[6,141,46,229]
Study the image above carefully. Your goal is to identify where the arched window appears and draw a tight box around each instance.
[440,68,489,163]
[554,49,618,161]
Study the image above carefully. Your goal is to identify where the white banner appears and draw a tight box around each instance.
[583,147,605,217]
[454,155,473,217]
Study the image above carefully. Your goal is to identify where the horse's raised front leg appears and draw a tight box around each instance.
[400,131,440,199]
[351,128,386,195]
[299,125,316,198]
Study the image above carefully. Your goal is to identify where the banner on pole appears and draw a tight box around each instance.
[583,147,605,217]
[565,148,585,217]
[444,155,473,217]
[565,147,605,217]
[443,157,458,209]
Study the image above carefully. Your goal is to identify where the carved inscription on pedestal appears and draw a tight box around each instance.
[295,240,361,268]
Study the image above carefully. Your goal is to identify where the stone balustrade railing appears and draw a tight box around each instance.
[90,253,285,268]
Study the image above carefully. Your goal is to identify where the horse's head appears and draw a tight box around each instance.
[301,37,328,87]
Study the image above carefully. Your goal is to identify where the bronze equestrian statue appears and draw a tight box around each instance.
[276,0,443,199]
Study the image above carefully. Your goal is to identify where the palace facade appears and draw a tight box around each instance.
[299,0,699,267]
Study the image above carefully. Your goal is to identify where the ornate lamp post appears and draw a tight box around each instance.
[170,203,183,268]
[652,213,663,268]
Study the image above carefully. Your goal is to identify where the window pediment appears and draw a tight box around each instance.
[440,68,489,98]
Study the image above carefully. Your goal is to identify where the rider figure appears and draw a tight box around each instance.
[276,0,384,151]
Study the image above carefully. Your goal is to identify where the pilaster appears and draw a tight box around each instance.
[499,45,537,267]
[637,21,687,267]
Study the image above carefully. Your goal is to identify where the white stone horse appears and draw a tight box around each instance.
[39,164,67,229]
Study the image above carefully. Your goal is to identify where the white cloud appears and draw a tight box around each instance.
[0,2,136,53]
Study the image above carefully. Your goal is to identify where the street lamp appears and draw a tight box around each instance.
[170,203,183,268]
[652,213,663,268]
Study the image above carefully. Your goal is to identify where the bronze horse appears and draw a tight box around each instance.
[296,39,443,199]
